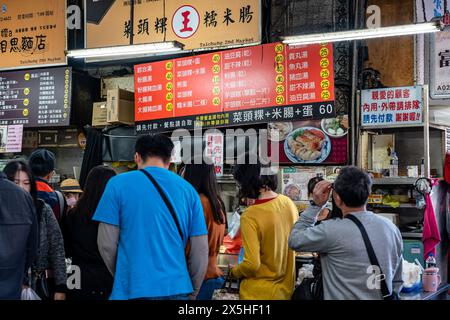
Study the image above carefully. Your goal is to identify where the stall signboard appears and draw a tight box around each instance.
[0,67,72,127]
[85,0,261,51]
[135,42,335,133]
[0,124,23,153]
[0,0,67,70]
[361,86,424,127]
[430,29,450,99]
[268,116,348,165]
[204,131,224,176]
[281,167,327,202]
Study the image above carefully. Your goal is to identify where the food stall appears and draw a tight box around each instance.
[357,84,450,298]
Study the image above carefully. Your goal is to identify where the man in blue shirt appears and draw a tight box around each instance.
[93,134,208,300]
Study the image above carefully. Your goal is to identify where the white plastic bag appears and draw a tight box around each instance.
[21,287,41,300]
[227,211,241,239]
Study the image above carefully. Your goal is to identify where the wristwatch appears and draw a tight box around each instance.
[309,200,319,207]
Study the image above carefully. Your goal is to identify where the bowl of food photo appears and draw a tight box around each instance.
[321,115,349,138]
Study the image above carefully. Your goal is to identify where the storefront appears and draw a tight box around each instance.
[1,0,449,301]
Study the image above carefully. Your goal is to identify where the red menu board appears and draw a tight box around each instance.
[135,42,335,133]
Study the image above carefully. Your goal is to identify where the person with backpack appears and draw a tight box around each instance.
[93,134,208,300]
[28,149,67,223]
[289,166,403,300]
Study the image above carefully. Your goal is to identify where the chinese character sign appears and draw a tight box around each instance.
[361,86,424,127]
[86,0,261,51]
[431,29,450,98]
[135,42,335,133]
[0,0,66,70]
[415,0,450,22]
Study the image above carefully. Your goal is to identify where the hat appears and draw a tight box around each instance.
[29,149,56,177]
[60,179,83,193]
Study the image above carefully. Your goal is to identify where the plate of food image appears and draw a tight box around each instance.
[321,115,349,138]
[268,122,293,141]
[284,127,331,163]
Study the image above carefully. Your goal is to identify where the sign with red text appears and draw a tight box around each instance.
[361,86,424,127]
[135,42,335,133]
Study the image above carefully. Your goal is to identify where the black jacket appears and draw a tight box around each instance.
[61,209,113,300]
[0,173,38,299]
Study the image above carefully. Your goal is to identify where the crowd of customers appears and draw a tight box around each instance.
[0,133,404,300]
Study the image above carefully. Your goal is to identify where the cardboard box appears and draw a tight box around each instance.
[92,102,108,127]
[106,89,135,125]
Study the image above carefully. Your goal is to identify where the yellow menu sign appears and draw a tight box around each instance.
[0,0,66,70]
[86,0,261,50]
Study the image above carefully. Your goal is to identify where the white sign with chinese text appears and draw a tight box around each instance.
[204,132,224,177]
[0,124,23,153]
[361,86,424,127]
[431,29,450,99]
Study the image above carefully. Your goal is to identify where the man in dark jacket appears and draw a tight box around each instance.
[0,172,38,299]
[29,149,67,222]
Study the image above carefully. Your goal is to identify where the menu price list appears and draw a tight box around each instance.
[135,42,335,133]
[0,67,71,127]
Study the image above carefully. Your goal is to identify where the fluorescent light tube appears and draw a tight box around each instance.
[67,41,184,59]
[282,22,440,46]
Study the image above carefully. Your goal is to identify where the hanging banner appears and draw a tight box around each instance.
[0,124,23,153]
[430,29,450,99]
[0,67,72,127]
[85,0,261,51]
[135,42,335,133]
[0,0,67,70]
[361,86,424,127]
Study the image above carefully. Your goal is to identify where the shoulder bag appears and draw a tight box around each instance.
[346,214,399,300]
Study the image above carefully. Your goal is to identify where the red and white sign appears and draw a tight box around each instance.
[135,42,335,133]
[172,5,200,39]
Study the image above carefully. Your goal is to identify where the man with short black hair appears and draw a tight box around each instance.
[289,166,403,300]
[28,148,67,222]
[0,172,38,299]
[94,134,208,300]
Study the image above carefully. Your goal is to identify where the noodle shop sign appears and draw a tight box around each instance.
[135,42,335,133]
[361,86,424,128]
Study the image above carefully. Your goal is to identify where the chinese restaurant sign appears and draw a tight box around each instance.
[0,0,67,70]
[361,86,424,127]
[86,0,261,51]
[430,29,450,99]
[135,42,335,133]
[0,67,72,127]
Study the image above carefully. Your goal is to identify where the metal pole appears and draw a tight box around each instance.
[350,0,361,166]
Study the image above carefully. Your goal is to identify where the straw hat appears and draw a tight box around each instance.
[60,178,83,193]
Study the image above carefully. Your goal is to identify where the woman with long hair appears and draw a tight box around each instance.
[182,160,226,300]
[3,160,67,300]
[230,157,298,300]
[60,165,116,300]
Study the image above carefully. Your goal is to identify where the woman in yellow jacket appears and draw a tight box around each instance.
[230,160,298,300]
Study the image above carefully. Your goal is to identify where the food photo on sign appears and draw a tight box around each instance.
[267,115,349,164]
